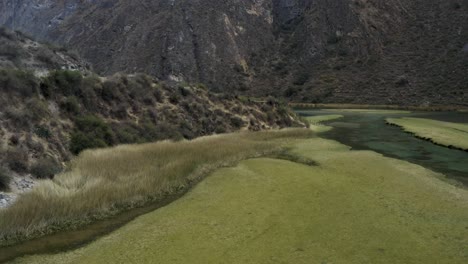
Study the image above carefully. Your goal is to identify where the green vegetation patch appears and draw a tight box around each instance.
[0,69,38,97]
[70,115,115,154]
[387,117,468,151]
[304,114,343,133]
[17,138,468,263]
[327,109,411,114]
[0,129,313,246]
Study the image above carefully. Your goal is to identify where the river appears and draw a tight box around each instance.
[297,110,468,186]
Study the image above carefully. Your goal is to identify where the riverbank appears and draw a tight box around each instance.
[303,114,343,133]
[14,138,468,263]
[0,129,314,248]
[291,103,468,112]
[387,117,468,151]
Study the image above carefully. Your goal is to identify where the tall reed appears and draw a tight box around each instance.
[0,129,313,245]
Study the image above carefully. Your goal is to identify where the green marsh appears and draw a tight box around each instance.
[387,117,468,151]
[15,138,468,264]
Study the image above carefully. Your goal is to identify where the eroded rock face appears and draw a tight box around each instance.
[0,0,466,106]
[272,0,308,25]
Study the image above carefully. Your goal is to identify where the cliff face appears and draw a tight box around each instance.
[0,0,466,106]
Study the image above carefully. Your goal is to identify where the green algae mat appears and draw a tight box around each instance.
[15,139,468,263]
[387,117,468,151]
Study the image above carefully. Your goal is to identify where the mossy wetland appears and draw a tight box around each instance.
[12,137,468,264]
[1,111,468,263]
[387,117,468,151]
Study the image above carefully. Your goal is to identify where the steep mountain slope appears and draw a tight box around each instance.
[0,0,466,106]
[0,27,89,75]
[0,29,303,198]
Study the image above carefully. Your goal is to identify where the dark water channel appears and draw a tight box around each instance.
[297,110,468,186]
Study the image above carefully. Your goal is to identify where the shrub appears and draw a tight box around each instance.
[0,167,12,191]
[47,70,83,96]
[80,76,100,110]
[178,120,195,139]
[114,123,143,144]
[34,125,51,139]
[26,98,50,121]
[35,48,59,67]
[196,83,208,90]
[5,107,32,129]
[230,116,245,128]
[70,115,114,154]
[70,132,108,155]
[0,69,38,97]
[101,79,123,102]
[179,85,192,97]
[25,137,45,154]
[153,87,164,102]
[112,106,128,119]
[9,134,20,145]
[61,96,80,114]
[127,74,153,99]
[39,80,52,98]
[30,158,61,179]
[284,87,298,97]
[5,148,29,173]
[293,71,310,86]
[169,93,181,104]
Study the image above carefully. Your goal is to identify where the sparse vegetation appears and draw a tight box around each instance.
[0,28,306,204]
[30,158,61,179]
[5,148,29,174]
[35,48,59,68]
[0,167,12,191]
[0,129,313,246]
[0,69,38,97]
[61,96,80,114]
[45,70,83,96]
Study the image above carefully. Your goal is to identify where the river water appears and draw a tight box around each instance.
[297,110,468,186]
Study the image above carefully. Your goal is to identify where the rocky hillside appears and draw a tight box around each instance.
[0,29,303,198]
[0,0,466,106]
[0,27,89,75]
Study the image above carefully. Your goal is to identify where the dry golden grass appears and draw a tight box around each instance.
[0,129,313,246]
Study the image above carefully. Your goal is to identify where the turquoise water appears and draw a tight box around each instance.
[298,110,468,186]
